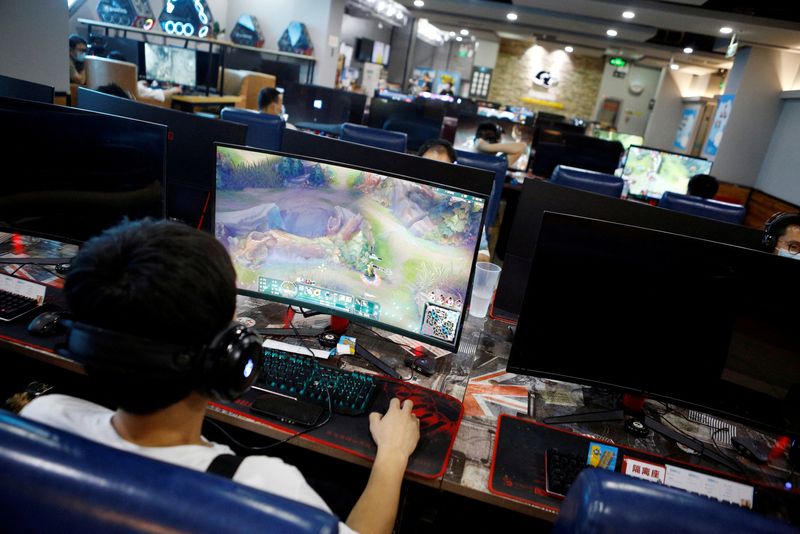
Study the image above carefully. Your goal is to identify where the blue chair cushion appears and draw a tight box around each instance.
[553,469,796,534]
[221,107,285,151]
[549,164,624,198]
[658,191,746,225]
[455,149,508,230]
[340,122,407,153]
[0,410,338,533]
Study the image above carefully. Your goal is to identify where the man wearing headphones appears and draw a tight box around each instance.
[762,212,800,260]
[20,219,419,534]
[474,121,527,167]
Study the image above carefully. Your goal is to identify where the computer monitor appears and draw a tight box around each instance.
[0,74,54,104]
[366,97,445,152]
[454,114,533,172]
[507,211,800,436]
[143,43,197,87]
[283,83,354,125]
[592,128,643,150]
[371,41,391,65]
[214,145,487,351]
[0,97,165,243]
[77,87,247,231]
[623,145,713,200]
[492,180,763,319]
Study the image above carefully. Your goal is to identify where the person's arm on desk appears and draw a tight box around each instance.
[346,398,420,534]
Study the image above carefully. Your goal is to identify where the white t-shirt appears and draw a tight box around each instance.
[21,394,356,534]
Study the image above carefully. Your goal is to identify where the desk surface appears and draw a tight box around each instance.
[1,286,796,522]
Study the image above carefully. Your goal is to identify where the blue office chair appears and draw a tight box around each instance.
[381,119,441,153]
[658,191,746,225]
[455,149,508,230]
[340,122,407,153]
[549,165,625,198]
[0,410,338,533]
[221,107,285,151]
[553,468,795,534]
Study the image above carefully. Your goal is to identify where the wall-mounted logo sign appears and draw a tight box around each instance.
[533,70,558,88]
[609,57,627,68]
[159,0,213,38]
[97,0,154,29]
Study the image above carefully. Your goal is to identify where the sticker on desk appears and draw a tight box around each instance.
[622,456,666,484]
[587,442,618,470]
[664,464,754,509]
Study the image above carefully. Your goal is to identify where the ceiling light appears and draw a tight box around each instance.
[670,63,680,70]
[449,31,456,36]
[606,29,618,37]
[506,12,518,21]
[456,36,463,42]
[683,47,693,54]
[622,11,635,19]
[460,29,469,36]
[413,0,424,7]
[565,46,574,53]
[720,27,733,34]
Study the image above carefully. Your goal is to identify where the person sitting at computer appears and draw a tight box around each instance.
[762,211,800,260]
[258,87,296,129]
[68,34,88,85]
[19,219,420,534]
[687,173,719,199]
[474,122,526,167]
[418,139,491,262]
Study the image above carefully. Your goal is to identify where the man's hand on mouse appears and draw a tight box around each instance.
[369,398,420,461]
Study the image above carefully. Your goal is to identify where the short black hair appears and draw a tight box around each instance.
[69,34,87,50]
[107,50,126,61]
[417,138,456,163]
[97,83,131,100]
[258,87,282,111]
[687,174,719,199]
[64,219,237,413]
[476,122,502,143]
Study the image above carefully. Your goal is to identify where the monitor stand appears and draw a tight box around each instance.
[543,394,740,472]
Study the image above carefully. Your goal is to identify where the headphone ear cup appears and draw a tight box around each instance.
[200,323,263,401]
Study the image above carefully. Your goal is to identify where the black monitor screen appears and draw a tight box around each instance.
[283,83,354,125]
[144,43,197,87]
[0,74,54,104]
[215,145,487,350]
[366,97,445,152]
[0,97,165,243]
[455,115,533,172]
[77,87,247,231]
[507,212,800,435]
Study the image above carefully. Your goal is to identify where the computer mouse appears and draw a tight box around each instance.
[27,311,68,337]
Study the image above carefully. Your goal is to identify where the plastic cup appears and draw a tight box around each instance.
[469,262,502,319]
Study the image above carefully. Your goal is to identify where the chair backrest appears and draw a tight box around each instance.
[221,107,284,151]
[658,191,746,225]
[553,468,795,534]
[218,68,277,110]
[84,55,138,99]
[340,122,407,152]
[0,410,338,534]
[455,149,508,230]
[550,164,624,198]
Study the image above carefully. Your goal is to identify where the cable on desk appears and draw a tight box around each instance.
[205,388,333,452]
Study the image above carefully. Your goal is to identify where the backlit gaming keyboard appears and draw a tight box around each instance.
[257,347,378,416]
[0,289,40,321]
[545,448,588,498]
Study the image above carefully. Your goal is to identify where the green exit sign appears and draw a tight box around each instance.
[609,57,627,67]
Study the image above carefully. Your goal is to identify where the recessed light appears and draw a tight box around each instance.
[460,29,469,36]
[456,36,463,42]
[506,12,518,21]
[622,11,635,19]
[670,63,680,70]
[683,47,694,54]
[606,29,618,37]
[449,31,456,37]
[413,0,424,7]
[565,46,574,53]
[719,27,733,34]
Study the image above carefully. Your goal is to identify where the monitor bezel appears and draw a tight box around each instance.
[214,142,489,351]
[622,144,713,199]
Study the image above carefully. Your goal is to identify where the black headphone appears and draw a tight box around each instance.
[761,212,800,252]
[65,321,263,401]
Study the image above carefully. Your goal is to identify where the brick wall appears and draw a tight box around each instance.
[488,39,603,120]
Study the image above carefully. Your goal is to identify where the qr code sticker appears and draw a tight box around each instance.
[420,303,460,342]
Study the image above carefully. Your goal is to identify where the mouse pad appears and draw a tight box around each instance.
[214,379,464,479]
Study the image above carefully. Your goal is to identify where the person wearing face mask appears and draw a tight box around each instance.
[762,212,800,260]
[69,34,88,85]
